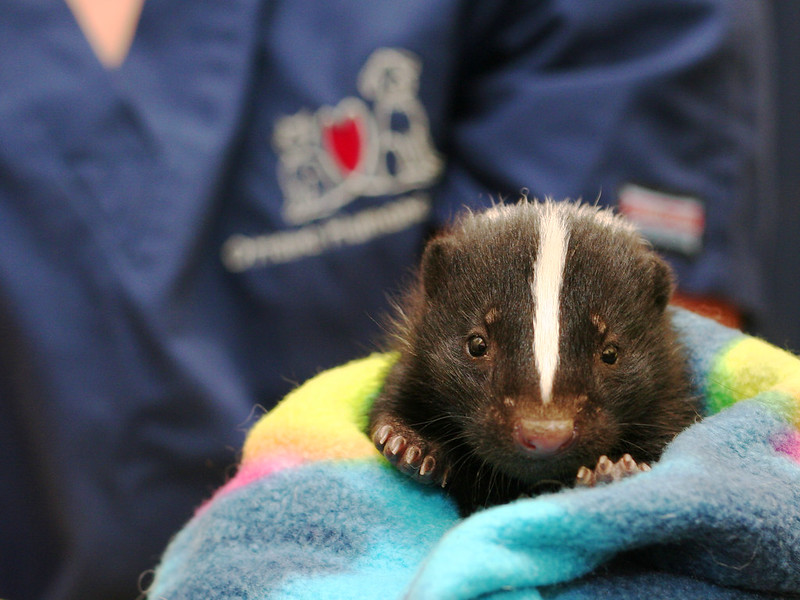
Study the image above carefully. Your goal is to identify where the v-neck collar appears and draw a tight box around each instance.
[0,0,263,285]
[64,0,144,70]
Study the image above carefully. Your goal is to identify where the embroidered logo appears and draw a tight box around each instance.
[272,47,444,225]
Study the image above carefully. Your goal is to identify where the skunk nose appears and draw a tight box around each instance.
[513,418,575,456]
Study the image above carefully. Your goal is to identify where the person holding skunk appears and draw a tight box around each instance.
[0,1,771,598]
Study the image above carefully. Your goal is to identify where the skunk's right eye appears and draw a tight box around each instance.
[467,335,488,358]
[601,345,619,365]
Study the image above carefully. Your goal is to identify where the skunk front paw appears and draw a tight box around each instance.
[371,420,450,487]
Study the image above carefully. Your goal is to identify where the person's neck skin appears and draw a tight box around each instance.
[64,0,145,69]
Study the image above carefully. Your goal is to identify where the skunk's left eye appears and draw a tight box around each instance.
[467,335,488,358]
[601,346,618,365]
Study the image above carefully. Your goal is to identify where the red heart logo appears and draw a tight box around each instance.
[322,114,364,176]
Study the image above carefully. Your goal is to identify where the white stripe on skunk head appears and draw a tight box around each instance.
[532,202,570,405]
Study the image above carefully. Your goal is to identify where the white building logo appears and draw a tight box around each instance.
[272,47,444,225]
[222,48,443,272]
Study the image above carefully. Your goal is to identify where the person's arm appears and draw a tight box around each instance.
[438,0,771,320]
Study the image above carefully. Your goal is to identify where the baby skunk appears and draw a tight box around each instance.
[368,200,698,515]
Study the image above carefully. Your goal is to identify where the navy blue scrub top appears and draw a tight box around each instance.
[0,1,772,598]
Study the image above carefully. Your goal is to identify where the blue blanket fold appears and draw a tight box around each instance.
[406,399,800,599]
[147,309,800,599]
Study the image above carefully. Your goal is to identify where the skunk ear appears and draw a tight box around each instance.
[420,236,458,299]
[649,252,675,312]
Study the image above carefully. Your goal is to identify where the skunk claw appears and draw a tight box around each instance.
[575,454,651,488]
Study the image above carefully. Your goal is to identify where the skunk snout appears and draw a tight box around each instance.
[513,418,576,457]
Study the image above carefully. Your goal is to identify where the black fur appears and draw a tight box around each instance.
[368,201,698,515]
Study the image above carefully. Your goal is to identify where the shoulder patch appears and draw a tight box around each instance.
[618,184,705,256]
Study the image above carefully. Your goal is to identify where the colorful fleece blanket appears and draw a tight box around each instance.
[147,308,800,599]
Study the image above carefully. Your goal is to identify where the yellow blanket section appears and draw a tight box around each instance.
[241,352,398,465]
[708,336,800,427]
